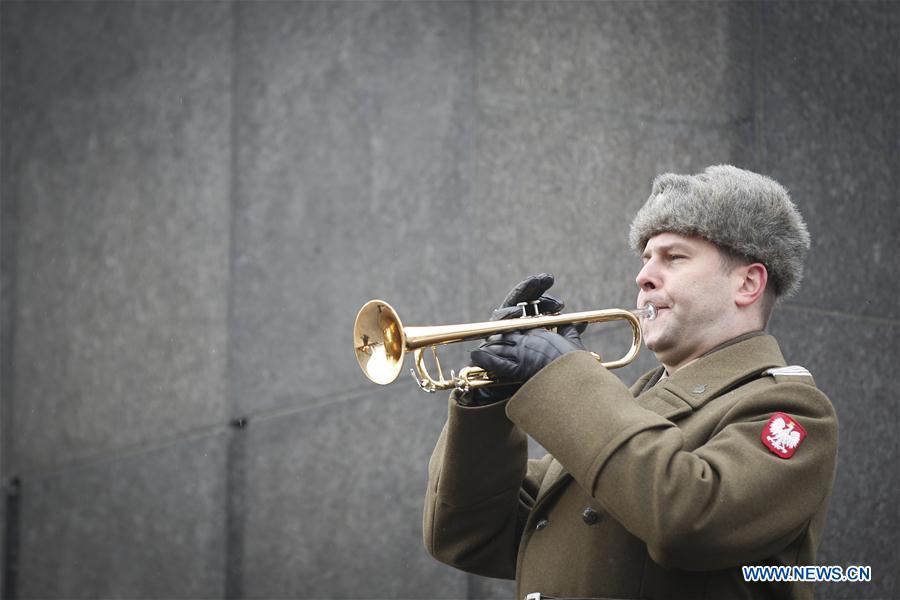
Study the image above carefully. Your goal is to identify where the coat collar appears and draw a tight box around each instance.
[636,332,786,420]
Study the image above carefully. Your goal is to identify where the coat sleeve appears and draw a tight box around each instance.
[506,351,838,571]
[423,393,553,579]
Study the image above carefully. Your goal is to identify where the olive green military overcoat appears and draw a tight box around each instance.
[424,333,838,600]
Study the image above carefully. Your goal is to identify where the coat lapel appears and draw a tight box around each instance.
[637,333,786,419]
[634,381,695,420]
[535,457,569,502]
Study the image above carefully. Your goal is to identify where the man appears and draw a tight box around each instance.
[423,165,838,600]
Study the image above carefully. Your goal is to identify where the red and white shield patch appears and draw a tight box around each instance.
[761,412,807,459]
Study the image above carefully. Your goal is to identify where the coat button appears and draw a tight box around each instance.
[582,507,601,525]
[535,518,549,531]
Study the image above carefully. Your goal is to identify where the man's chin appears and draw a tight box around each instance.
[644,335,673,357]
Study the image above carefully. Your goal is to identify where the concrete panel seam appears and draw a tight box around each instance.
[0,29,21,481]
[234,385,387,428]
[2,477,20,600]
[477,90,753,129]
[778,302,900,328]
[224,3,240,598]
[753,0,767,172]
[9,424,232,484]
[9,383,378,484]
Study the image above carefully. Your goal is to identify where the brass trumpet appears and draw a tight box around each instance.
[353,299,656,393]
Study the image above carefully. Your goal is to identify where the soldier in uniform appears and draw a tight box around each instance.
[423,165,838,600]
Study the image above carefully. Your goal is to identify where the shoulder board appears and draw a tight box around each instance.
[765,365,815,385]
[766,366,811,377]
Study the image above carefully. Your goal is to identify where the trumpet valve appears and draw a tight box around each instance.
[516,299,542,317]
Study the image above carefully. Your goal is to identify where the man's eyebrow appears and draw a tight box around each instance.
[643,242,693,256]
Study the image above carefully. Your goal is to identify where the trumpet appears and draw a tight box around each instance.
[353,299,656,393]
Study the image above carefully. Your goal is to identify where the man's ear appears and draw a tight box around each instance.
[734,263,768,308]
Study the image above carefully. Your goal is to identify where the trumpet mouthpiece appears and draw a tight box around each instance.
[632,304,657,321]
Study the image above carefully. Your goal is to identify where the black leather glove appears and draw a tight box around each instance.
[470,324,587,387]
[459,273,564,407]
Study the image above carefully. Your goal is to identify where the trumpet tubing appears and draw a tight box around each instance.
[353,299,654,393]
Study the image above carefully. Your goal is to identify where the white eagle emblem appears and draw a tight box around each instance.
[761,412,807,458]
[767,417,801,453]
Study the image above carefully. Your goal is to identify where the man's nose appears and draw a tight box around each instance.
[635,260,660,291]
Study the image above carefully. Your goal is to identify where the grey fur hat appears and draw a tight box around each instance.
[629,165,810,297]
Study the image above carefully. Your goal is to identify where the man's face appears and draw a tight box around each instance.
[635,232,740,371]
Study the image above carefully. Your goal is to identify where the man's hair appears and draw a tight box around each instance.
[629,165,810,299]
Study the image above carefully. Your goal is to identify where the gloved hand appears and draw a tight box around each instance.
[459,273,564,407]
[489,273,564,321]
[470,324,587,386]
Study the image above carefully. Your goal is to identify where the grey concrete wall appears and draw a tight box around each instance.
[1,2,897,599]
[759,3,899,598]
[1,2,234,597]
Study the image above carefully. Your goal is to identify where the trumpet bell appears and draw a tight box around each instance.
[354,300,406,385]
